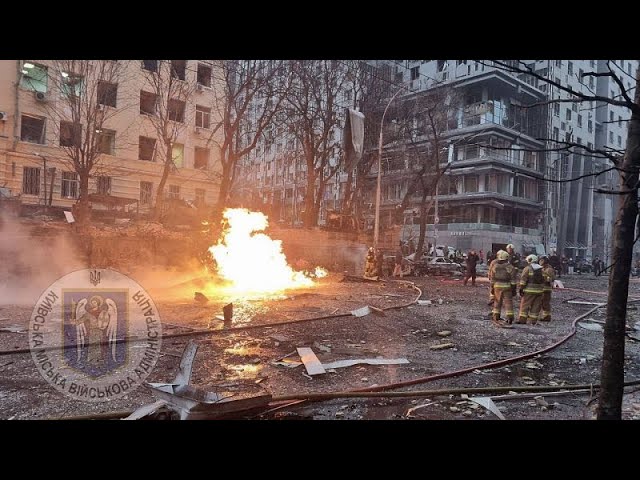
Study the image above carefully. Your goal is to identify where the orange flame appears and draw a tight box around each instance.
[209,208,325,295]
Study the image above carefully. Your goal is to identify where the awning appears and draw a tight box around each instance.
[563,241,588,250]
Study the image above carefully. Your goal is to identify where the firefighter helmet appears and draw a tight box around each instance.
[497,250,509,261]
[526,254,539,263]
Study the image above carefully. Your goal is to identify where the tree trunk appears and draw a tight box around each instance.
[153,144,172,222]
[216,163,232,211]
[76,172,90,227]
[597,91,640,420]
[341,169,354,214]
[304,164,316,227]
[415,192,428,257]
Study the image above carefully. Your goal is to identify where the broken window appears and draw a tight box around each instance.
[140,91,157,115]
[97,81,118,107]
[60,121,82,147]
[139,136,156,161]
[195,188,205,205]
[97,129,116,155]
[61,171,79,198]
[97,176,112,195]
[195,105,210,129]
[171,60,187,80]
[410,66,419,81]
[20,115,46,144]
[194,147,209,169]
[168,184,180,199]
[142,60,158,72]
[197,63,212,87]
[140,181,152,205]
[20,63,48,93]
[172,143,184,168]
[61,72,83,98]
[168,99,185,122]
[22,167,40,195]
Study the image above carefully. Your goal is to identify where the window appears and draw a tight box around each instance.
[589,76,594,89]
[618,115,622,126]
[168,99,185,122]
[610,111,614,122]
[20,115,46,144]
[97,81,117,107]
[553,103,560,116]
[553,127,559,141]
[618,135,622,147]
[609,131,614,143]
[194,147,209,169]
[568,61,573,76]
[96,176,111,195]
[565,109,571,121]
[628,63,633,75]
[195,188,205,206]
[465,175,478,193]
[197,63,212,87]
[20,63,48,93]
[140,91,157,115]
[97,129,116,155]
[142,60,158,72]
[171,60,186,80]
[195,105,210,129]
[590,60,596,68]
[572,103,578,112]
[577,114,582,127]
[578,68,584,83]
[61,171,79,199]
[140,181,152,205]
[410,66,419,81]
[61,72,83,98]
[22,167,40,195]
[588,120,593,133]
[555,60,562,68]
[139,136,156,161]
[171,143,184,168]
[60,121,81,147]
[168,185,180,199]
[611,89,615,99]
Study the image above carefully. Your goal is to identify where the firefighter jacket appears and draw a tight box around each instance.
[489,260,517,290]
[542,264,556,292]
[520,263,545,294]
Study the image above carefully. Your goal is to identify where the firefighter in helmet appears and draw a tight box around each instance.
[539,254,555,322]
[488,250,517,328]
[518,254,545,325]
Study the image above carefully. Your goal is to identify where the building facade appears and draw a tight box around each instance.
[0,60,221,217]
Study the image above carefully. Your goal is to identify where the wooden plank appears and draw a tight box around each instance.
[296,347,326,375]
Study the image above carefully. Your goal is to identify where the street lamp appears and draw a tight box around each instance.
[374,86,407,249]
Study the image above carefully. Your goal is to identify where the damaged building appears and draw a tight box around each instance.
[0,60,221,219]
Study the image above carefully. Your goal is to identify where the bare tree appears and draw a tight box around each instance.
[206,60,289,215]
[139,60,197,221]
[483,60,640,419]
[384,87,460,256]
[285,60,358,227]
[37,60,132,225]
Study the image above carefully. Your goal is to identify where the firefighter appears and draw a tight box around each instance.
[517,254,545,325]
[539,255,555,322]
[364,247,377,279]
[488,250,517,328]
[506,243,521,274]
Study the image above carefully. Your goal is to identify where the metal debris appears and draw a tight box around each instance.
[468,397,506,420]
[321,358,410,370]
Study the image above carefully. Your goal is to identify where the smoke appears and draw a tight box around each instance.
[0,214,86,305]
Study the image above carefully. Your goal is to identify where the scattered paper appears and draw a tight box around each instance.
[468,397,506,420]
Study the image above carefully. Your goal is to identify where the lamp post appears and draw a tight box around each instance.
[374,86,406,250]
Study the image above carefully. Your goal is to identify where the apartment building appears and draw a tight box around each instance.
[0,60,221,217]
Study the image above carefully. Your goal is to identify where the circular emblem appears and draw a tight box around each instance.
[28,268,162,402]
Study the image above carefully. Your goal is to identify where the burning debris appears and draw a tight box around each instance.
[208,208,327,295]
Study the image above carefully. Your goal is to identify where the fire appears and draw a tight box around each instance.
[209,208,326,295]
